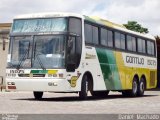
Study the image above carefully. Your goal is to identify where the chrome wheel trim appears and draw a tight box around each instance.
[133,81,138,94]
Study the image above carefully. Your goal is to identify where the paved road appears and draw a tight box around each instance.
[0,90,160,114]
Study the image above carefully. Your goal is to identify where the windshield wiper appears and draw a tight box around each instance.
[16,49,29,70]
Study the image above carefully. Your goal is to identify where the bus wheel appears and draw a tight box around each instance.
[91,91,109,98]
[33,91,43,100]
[137,78,145,96]
[122,78,138,97]
[131,78,138,97]
[79,75,88,100]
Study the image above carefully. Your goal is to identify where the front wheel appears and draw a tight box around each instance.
[79,75,88,100]
[33,91,43,100]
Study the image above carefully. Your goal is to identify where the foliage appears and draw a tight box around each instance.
[123,21,149,33]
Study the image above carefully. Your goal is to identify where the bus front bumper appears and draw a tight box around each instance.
[6,78,74,92]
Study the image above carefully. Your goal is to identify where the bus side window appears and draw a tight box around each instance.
[92,26,99,44]
[138,38,146,54]
[147,41,152,55]
[120,34,125,50]
[115,32,125,50]
[108,30,113,47]
[147,41,155,56]
[132,37,136,52]
[84,23,99,45]
[151,42,155,56]
[85,23,92,44]
[100,28,108,46]
[115,32,121,49]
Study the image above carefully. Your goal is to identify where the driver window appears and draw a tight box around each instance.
[67,36,76,63]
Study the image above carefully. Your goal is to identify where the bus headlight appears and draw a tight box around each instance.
[7,82,15,85]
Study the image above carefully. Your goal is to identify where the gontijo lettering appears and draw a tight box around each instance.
[126,56,144,65]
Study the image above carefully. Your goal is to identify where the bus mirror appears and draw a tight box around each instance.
[66,62,75,72]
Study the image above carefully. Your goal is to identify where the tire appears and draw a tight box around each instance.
[91,90,109,98]
[122,77,138,97]
[137,78,145,96]
[131,78,138,97]
[79,75,88,100]
[33,91,43,100]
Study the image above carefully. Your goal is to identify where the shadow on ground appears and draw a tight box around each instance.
[12,94,158,102]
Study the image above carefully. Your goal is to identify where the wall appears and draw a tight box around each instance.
[0,23,11,91]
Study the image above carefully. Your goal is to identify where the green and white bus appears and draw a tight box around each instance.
[6,12,157,100]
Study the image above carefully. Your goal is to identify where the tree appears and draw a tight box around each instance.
[123,21,149,33]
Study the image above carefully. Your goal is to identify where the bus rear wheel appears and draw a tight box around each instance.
[91,90,109,98]
[137,78,145,96]
[33,91,43,100]
[79,75,88,100]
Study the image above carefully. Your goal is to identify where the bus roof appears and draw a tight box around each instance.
[14,12,155,40]
[14,12,83,20]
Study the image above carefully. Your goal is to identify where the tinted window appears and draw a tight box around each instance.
[132,37,136,52]
[127,35,132,51]
[151,42,155,56]
[84,23,99,45]
[115,32,126,50]
[85,24,92,43]
[108,30,113,47]
[115,32,121,49]
[138,38,142,53]
[92,26,99,44]
[142,39,146,53]
[147,41,155,56]
[69,18,81,35]
[127,35,136,52]
[121,34,125,50]
[100,28,107,46]
[69,18,82,68]
[138,38,146,53]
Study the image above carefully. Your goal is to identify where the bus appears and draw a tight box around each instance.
[6,12,157,100]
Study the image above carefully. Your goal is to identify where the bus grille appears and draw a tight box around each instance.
[18,74,45,77]
[150,71,156,86]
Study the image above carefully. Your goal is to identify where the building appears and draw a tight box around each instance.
[0,23,11,91]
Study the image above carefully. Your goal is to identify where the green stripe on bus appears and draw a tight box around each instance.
[30,70,48,74]
[96,48,122,90]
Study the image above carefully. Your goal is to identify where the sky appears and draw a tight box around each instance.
[0,0,160,36]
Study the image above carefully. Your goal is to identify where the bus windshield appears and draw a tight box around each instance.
[32,35,66,69]
[7,35,66,69]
